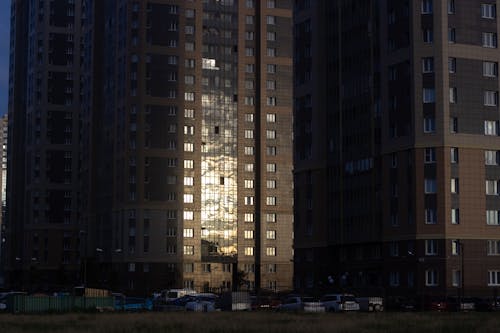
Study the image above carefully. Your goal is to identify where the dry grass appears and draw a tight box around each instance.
[0,312,499,333]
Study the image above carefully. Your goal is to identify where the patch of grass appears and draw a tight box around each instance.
[1,312,500,333]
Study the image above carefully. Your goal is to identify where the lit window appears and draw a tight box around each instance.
[244,146,254,155]
[183,211,194,220]
[244,179,254,188]
[244,213,254,222]
[244,247,254,256]
[451,147,459,163]
[266,163,276,172]
[184,160,194,169]
[266,230,276,239]
[266,196,277,206]
[183,194,194,203]
[184,177,194,186]
[451,178,459,194]
[266,113,276,122]
[183,245,194,255]
[266,247,276,256]
[244,130,254,139]
[244,196,254,205]
[267,180,276,189]
[183,229,194,238]
[184,143,194,152]
[451,208,459,224]
[266,213,276,222]
[244,230,254,239]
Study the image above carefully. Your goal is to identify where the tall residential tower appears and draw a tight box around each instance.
[295,0,500,300]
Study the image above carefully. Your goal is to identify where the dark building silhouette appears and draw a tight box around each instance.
[5,0,294,294]
[294,0,500,301]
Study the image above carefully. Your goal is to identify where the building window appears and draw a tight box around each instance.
[267,163,277,172]
[483,32,498,48]
[486,210,500,224]
[244,146,254,155]
[244,247,254,256]
[487,240,500,255]
[451,178,459,194]
[183,228,194,238]
[266,130,276,139]
[425,179,437,194]
[488,271,500,286]
[244,213,254,222]
[449,87,457,103]
[422,57,434,73]
[266,146,277,156]
[483,61,498,77]
[484,91,498,106]
[244,163,254,172]
[266,196,277,206]
[267,180,277,189]
[184,143,194,152]
[266,247,276,256]
[267,97,277,106]
[389,272,400,287]
[244,130,254,139]
[485,121,499,135]
[244,179,254,188]
[183,194,194,203]
[425,208,437,224]
[451,147,459,163]
[426,269,438,286]
[421,0,433,13]
[245,64,255,73]
[183,246,194,255]
[184,263,194,273]
[448,0,455,14]
[423,29,433,43]
[452,270,461,287]
[423,88,435,103]
[244,230,254,239]
[485,150,499,165]
[245,113,254,122]
[451,208,460,224]
[267,64,277,73]
[184,92,195,101]
[448,57,457,73]
[185,9,195,18]
[245,15,254,24]
[266,113,276,122]
[244,196,254,205]
[448,28,456,43]
[482,4,496,19]
[183,211,194,220]
[266,230,276,239]
[424,147,436,163]
[266,213,277,223]
[486,180,499,195]
[389,242,399,257]
[451,240,461,255]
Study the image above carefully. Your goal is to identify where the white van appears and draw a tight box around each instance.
[161,289,197,301]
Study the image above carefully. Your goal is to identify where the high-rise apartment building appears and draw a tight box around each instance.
[3,0,293,294]
[5,0,84,290]
[295,0,500,301]
[83,0,294,295]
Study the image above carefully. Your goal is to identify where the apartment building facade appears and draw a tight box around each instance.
[294,0,500,300]
[83,0,294,294]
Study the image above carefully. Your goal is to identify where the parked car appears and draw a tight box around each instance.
[446,297,475,312]
[185,293,219,312]
[114,294,153,311]
[277,296,325,312]
[250,295,282,310]
[357,297,384,312]
[320,294,360,312]
[427,298,448,311]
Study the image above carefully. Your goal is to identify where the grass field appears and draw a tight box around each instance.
[1,312,500,333]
